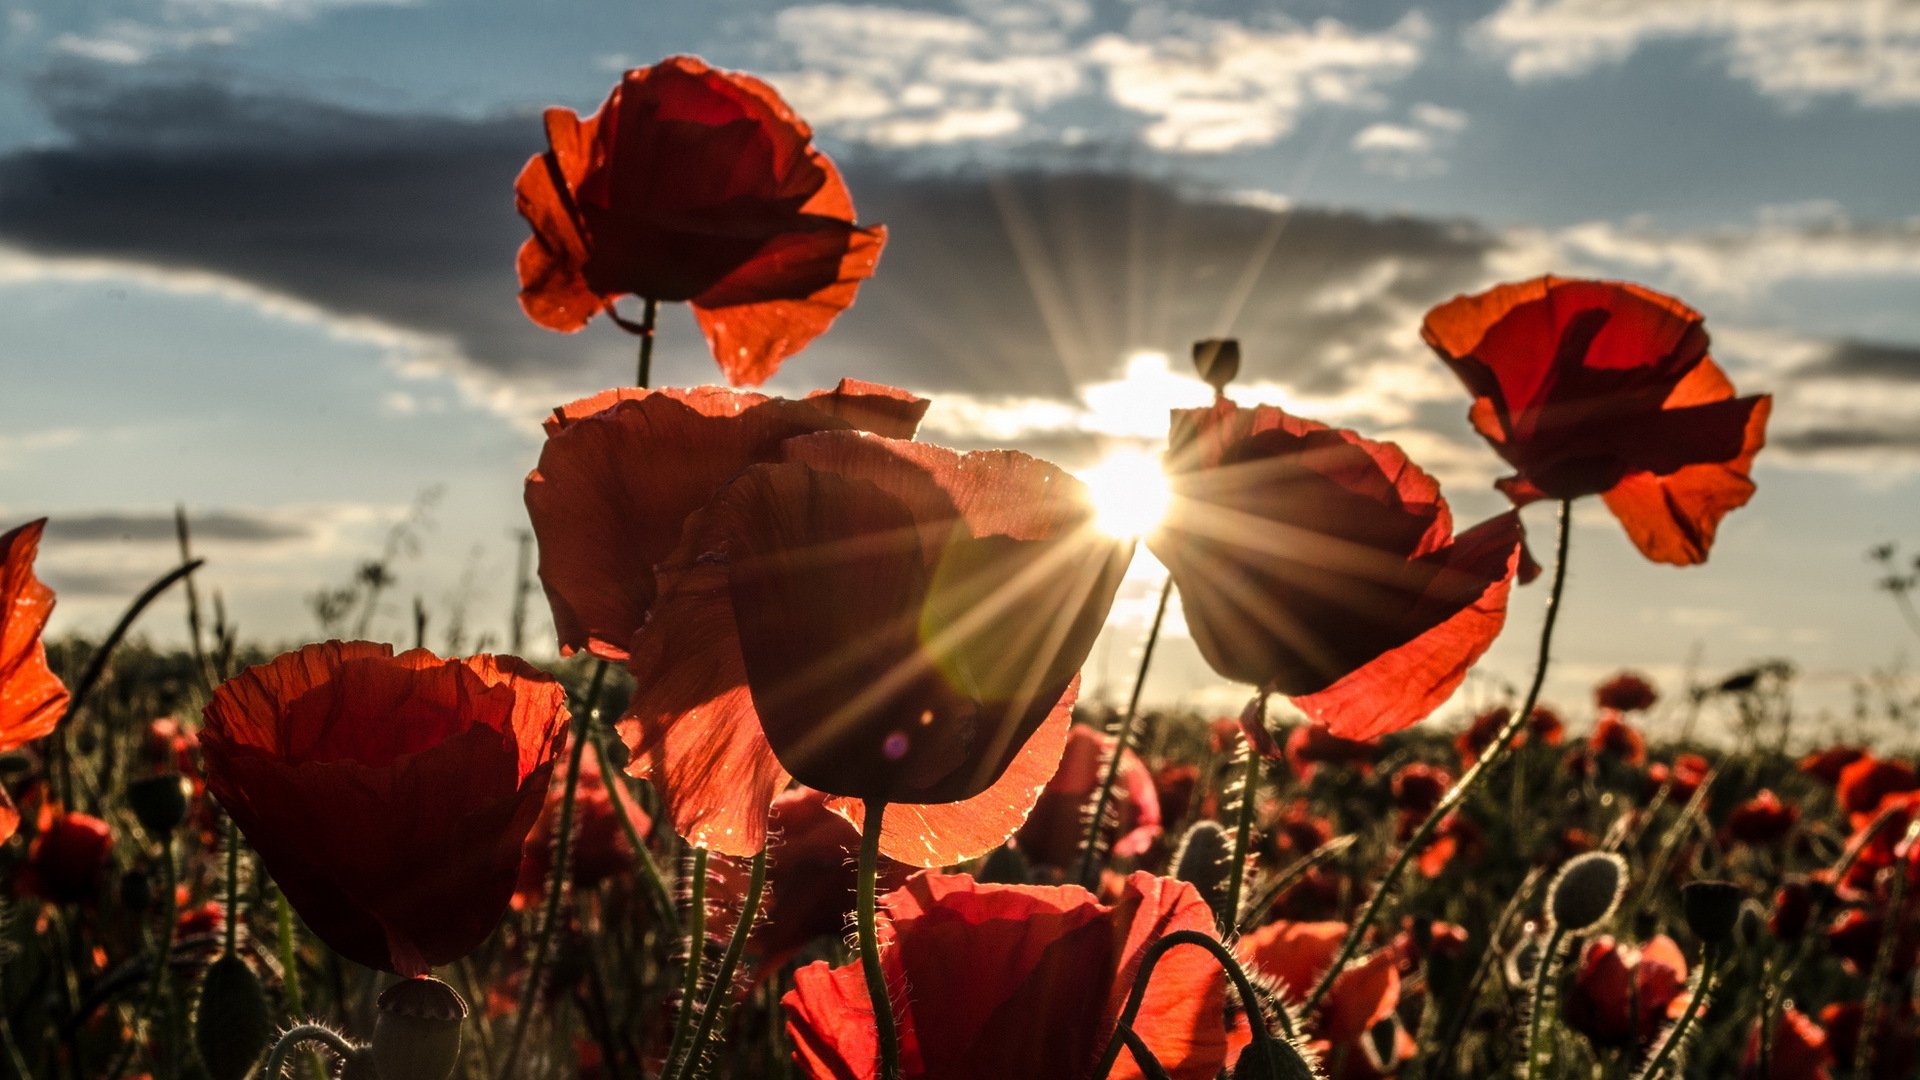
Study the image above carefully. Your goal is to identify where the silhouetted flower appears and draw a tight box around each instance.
[202,642,569,974]
[515,57,886,384]
[1423,276,1770,564]
[1150,400,1523,740]
[525,381,926,660]
[620,433,1127,864]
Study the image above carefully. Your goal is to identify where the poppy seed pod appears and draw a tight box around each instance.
[195,954,273,1080]
[1173,820,1233,916]
[1681,880,1744,945]
[1232,1037,1318,1080]
[373,976,468,1080]
[1547,852,1628,933]
[1192,338,1241,394]
[127,774,192,836]
[976,844,1030,885]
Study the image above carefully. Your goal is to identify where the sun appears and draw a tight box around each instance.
[1078,445,1174,540]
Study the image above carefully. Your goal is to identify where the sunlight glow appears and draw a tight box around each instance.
[1078,445,1174,540]
[1079,351,1215,438]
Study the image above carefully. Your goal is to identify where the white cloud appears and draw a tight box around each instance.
[757,2,1428,153]
[1478,0,1920,106]
[1351,99,1469,178]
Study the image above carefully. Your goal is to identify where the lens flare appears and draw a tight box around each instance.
[1078,446,1173,540]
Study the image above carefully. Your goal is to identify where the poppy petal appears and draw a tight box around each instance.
[824,679,1077,867]
[1291,510,1524,739]
[691,223,886,386]
[1,519,69,751]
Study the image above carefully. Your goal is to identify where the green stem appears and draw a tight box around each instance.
[590,734,678,929]
[1304,499,1573,1018]
[677,847,770,1080]
[1856,819,1920,1078]
[1222,726,1263,936]
[1524,926,1568,1080]
[662,847,712,1079]
[260,1025,357,1078]
[1077,571,1171,888]
[1426,868,1544,1078]
[496,659,609,1080]
[223,816,241,957]
[858,801,901,1080]
[105,836,178,1080]
[1091,930,1286,1078]
[636,297,658,387]
[1238,834,1357,937]
[1638,944,1719,1080]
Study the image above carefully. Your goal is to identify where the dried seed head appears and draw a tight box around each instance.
[1682,880,1744,946]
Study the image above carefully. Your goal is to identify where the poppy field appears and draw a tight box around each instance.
[3,53,1916,1080]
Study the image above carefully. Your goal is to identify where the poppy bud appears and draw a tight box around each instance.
[976,844,1030,885]
[1173,820,1232,917]
[1191,338,1241,394]
[1733,899,1766,951]
[195,954,273,1080]
[127,774,192,836]
[1232,1037,1317,1080]
[1546,852,1627,933]
[373,976,467,1080]
[1681,880,1743,945]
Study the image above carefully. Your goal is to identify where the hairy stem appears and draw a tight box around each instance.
[677,846,770,1080]
[1304,499,1573,1017]
[858,801,901,1080]
[1077,571,1171,888]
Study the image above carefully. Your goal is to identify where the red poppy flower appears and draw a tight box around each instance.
[619,432,1128,864]
[515,56,887,385]
[1769,878,1817,941]
[1726,789,1798,846]
[1285,724,1381,782]
[526,381,927,660]
[1423,276,1770,564]
[1836,756,1920,826]
[1238,920,1410,1075]
[1742,1008,1832,1080]
[1154,763,1204,826]
[1,519,66,746]
[1825,909,1918,977]
[1413,812,1483,878]
[1016,723,1162,871]
[1821,1002,1920,1080]
[784,871,1227,1080]
[1,519,69,843]
[514,736,652,910]
[1390,762,1453,816]
[20,808,112,904]
[1455,704,1562,767]
[1595,671,1658,712]
[1149,400,1524,740]
[1564,935,1690,1050]
[1648,753,1710,800]
[1589,714,1646,766]
[1264,799,1334,862]
[200,642,570,975]
[1800,746,1867,786]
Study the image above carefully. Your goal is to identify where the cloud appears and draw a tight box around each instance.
[752,1,1428,153]
[43,510,309,544]
[1477,0,1920,106]
[1799,338,1920,381]
[0,68,1500,415]
[1350,100,1469,178]
[1503,208,1920,297]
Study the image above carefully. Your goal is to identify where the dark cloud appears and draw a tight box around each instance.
[0,68,1498,401]
[45,510,307,544]
[39,566,178,599]
[1772,426,1920,453]
[1799,339,1920,382]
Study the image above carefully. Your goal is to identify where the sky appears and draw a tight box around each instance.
[2,0,1918,742]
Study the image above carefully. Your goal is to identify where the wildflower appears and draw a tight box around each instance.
[201,642,569,974]
[1149,400,1523,740]
[620,433,1127,864]
[1424,276,1770,564]
[784,872,1227,1079]
[516,57,886,384]
[525,381,926,659]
